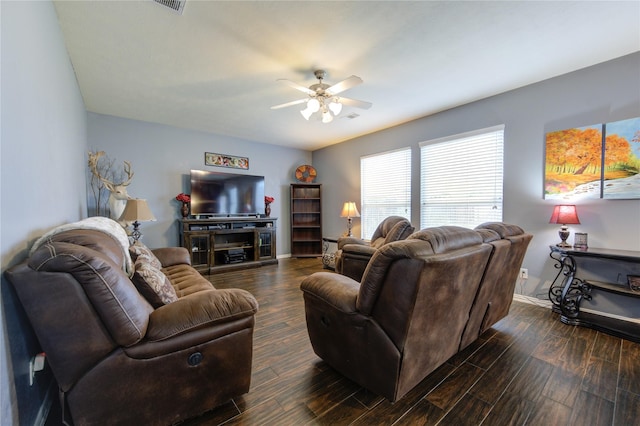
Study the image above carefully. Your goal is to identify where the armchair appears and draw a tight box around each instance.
[334,215,414,281]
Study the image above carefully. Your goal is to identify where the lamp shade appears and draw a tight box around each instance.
[322,110,333,123]
[549,205,580,225]
[300,107,313,120]
[340,202,360,218]
[119,199,156,223]
[307,98,320,113]
[329,100,342,115]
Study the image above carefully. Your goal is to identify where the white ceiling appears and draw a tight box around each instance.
[53,1,640,151]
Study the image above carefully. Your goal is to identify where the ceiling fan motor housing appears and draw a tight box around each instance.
[314,70,327,80]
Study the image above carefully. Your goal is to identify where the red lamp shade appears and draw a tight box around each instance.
[549,205,580,225]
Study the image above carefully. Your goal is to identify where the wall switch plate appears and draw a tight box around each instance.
[520,268,529,279]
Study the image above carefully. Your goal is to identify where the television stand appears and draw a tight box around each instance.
[179,217,277,274]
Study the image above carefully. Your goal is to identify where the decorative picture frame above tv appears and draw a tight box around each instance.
[544,116,640,200]
[205,152,249,170]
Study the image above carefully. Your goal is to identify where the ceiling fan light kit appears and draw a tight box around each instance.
[272,69,372,124]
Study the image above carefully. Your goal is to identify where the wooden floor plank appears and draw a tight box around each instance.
[436,393,491,426]
[569,390,615,426]
[618,340,640,395]
[591,332,622,363]
[505,357,555,403]
[424,363,485,411]
[614,388,640,426]
[482,391,534,426]
[526,396,572,426]
[394,398,445,426]
[581,357,618,402]
[468,345,529,404]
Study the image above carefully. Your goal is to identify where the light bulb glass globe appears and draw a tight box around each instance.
[322,110,333,123]
[307,98,320,113]
[329,100,342,115]
[300,107,313,120]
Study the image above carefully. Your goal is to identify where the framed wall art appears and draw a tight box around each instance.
[544,116,640,200]
[205,152,249,170]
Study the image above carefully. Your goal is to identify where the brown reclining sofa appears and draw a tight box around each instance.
[6,217,258,425]
[301,222,532,402]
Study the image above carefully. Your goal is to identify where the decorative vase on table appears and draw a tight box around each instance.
[181,202,189,218]
[265,203,271,217]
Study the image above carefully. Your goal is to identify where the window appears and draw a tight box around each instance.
[420,125,504,229]
[360,148,411,239]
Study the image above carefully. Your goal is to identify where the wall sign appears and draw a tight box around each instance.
[205,152,249,170]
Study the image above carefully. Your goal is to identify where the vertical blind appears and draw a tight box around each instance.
[360,148,411,239]
[420,125,504,229]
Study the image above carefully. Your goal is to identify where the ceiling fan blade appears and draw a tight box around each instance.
[270,98,308,110]
[338,97,372,110]
[277,79,315,96]
[325,75,363,96]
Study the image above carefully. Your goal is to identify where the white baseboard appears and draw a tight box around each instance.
[513,293,553,309]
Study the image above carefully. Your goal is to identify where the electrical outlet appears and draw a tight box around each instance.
[520,268,528,279]
[29,353,46,386]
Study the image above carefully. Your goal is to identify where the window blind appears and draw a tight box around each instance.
[420,125,504,229]
[360,148,411,239]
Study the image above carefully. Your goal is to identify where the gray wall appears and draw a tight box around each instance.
[1,1,88,425]
[87,112,312,254]
[313,52,640,300]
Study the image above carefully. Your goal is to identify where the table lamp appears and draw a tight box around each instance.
[549,204,580,248]
[119,199,156,242]
[340,201,360,237]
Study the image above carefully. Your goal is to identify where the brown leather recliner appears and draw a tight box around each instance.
[301,223,531,402]
[334,216,414,281]
[6,225,258,425]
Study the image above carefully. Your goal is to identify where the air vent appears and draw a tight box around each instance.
[153,0,185,14]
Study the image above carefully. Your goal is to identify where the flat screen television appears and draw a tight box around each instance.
[190,170,265,217]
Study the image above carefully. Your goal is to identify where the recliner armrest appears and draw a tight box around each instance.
[341,244,377,257]
[145,288,258,342]
[300,272,359,313]
[337,237,368,250]
[152,247,192,267]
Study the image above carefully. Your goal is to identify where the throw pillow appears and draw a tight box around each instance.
[129,241,162,270]
[131,256,178,308]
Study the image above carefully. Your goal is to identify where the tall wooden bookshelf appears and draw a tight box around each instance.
[290,183,322,257]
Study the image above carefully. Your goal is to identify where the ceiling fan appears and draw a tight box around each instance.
[271,70,372,123]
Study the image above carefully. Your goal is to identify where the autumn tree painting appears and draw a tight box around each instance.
[545,117,640,199]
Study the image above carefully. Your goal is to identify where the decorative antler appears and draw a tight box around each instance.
[88,151,106,181]
[120,161,134,187]
[88,151,134,188]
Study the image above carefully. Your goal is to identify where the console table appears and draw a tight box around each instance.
[179,217,277,274]
[548,246,640,342]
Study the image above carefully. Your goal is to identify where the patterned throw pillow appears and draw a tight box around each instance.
[131,256,178,308]
[129,241,162,270]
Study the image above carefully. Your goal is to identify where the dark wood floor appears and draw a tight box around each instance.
[176,257,640,426]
